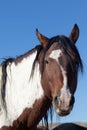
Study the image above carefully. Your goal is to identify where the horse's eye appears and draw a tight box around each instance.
[45,60,49,64]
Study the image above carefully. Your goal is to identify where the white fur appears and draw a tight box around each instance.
[59,67,71,103]
[49,49,62,61]
[49,49,71,107]
[0,51,44,128]
[56,66,71,113]
[50,49,71,114]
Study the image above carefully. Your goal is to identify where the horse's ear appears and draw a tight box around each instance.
[36,29,49,48]
[69,24,79,44]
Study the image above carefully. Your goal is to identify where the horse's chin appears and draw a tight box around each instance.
[55,108,70,117]
[53,103,73,117]
[52,95,74,117]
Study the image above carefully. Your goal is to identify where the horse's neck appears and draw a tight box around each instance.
[0,50,45,128]
[26,96,51,129]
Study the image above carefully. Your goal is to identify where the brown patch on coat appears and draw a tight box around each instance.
[0,96,51,130]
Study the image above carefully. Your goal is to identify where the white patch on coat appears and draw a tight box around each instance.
[49,49,71,112]
[49,49,62,61]
[0,51,44,128]
[59,67,71,104]
[56,66,71,113]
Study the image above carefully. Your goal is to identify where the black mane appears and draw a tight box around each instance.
[39,35,83,75]
[1,58,14,108]
[59,35,83,72]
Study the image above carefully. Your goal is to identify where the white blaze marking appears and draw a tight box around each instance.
[49,49,62,61]
[49,49,71,109]
[60,67,71,102]
[49,49,68,93]
[0,51,44,128]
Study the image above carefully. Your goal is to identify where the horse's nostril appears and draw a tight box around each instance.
[54,96,57,101]
[69,95,75,106]
[54,95,59,104]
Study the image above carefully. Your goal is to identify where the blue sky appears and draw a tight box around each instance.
[0,0,87,123]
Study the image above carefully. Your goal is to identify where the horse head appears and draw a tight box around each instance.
[36,24,83,116]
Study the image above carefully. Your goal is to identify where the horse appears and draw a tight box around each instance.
[0,24,83,130]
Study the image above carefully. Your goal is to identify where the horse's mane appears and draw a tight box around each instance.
[45,35,83,72]
[33,35,83,75]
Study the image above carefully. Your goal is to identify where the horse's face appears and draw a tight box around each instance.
[36,24,82,116]
[40,42,77,116]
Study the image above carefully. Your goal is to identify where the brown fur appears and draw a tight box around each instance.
[0,96,51,130]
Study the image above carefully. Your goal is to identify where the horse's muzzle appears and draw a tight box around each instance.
[53,94,75,116]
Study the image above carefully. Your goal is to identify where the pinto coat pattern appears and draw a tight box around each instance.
[0,24,83,130]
